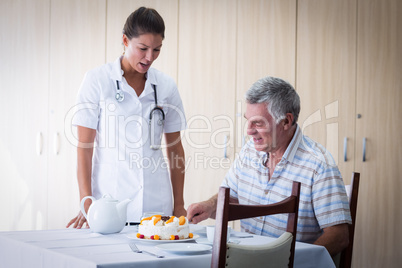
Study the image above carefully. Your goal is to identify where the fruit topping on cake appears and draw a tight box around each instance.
[137,215,192,240]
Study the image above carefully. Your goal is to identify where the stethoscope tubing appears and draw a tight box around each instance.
[115,81,165,115]
[115,80,165,149]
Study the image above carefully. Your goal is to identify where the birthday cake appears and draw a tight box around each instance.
[137,215,192,240]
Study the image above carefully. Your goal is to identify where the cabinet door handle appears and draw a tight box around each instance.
[343,137,347,162]
[362,137,367,162]
[36,132,43,156]
[224,135,228,158]
[54,132,60,155]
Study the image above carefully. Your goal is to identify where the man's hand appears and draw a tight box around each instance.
[187,194,218,224]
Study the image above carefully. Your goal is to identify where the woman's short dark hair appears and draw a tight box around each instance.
[123,7,165,39]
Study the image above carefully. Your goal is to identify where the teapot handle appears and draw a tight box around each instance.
[80,196,96,220]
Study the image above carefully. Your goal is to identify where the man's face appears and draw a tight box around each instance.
[245,102,284,153]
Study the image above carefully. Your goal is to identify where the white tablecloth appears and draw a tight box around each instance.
[0,226,334,268]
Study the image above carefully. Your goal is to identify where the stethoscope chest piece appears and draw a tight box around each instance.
[115,81,125,102]
[115,91,125,102]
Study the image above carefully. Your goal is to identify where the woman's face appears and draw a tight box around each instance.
[122,33,163,74]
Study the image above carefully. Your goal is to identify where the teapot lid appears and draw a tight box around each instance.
[100,194,118,202]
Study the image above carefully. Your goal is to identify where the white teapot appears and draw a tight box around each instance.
[80,194,131,234]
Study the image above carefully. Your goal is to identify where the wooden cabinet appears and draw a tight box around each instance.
[47,0,107,229]
[178,0,237,226]
[0,0,107,230]
[296,0,357,180]
[1,1,401,266]
[0,0,50,230]
[230,0,297,230]
[237,0,296,89]
[297,0,402,266]
[236,0,296,149]
[177,0,297,228]
[354,0,402,267]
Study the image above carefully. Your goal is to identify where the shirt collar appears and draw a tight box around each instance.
[146,68,157,87]
[253,124,301,166]
[142,69,157,97]
[282,124,302,163]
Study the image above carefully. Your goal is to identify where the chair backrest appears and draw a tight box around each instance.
[337,172,360,268]
[225,232,293,268]
[211,181,301,268]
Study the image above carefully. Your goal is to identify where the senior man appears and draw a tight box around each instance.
[187,76,351,256]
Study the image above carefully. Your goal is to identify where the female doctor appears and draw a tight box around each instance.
[67,7,187,228]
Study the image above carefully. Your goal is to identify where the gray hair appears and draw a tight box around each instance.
[245,76,300,124]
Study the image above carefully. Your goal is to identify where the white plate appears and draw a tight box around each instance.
[196,237,240,245]
[155,243,212,254]
[195,237,213,245]
[126,234,199,243]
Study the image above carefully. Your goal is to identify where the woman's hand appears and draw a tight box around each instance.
[66,194,92,229]
[165,132,187,219]
[67,126,96,229]
[173,205,187,218]
[66,211,89,229]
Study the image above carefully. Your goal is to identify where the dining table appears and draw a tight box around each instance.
[0,225,335,268]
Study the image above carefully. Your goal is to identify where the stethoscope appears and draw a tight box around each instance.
[115,80,165,149]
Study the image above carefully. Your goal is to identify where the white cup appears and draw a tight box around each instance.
[207,225,231,242]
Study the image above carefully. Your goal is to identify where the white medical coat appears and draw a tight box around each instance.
[72,57,186,222]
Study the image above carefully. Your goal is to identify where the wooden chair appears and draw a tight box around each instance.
[335,172,360,268]
[211,181,301,268]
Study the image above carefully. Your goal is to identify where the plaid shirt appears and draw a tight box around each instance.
[222,125,352,243]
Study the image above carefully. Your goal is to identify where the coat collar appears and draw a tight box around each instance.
[110,56,124,82]
[109,56,158,97]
